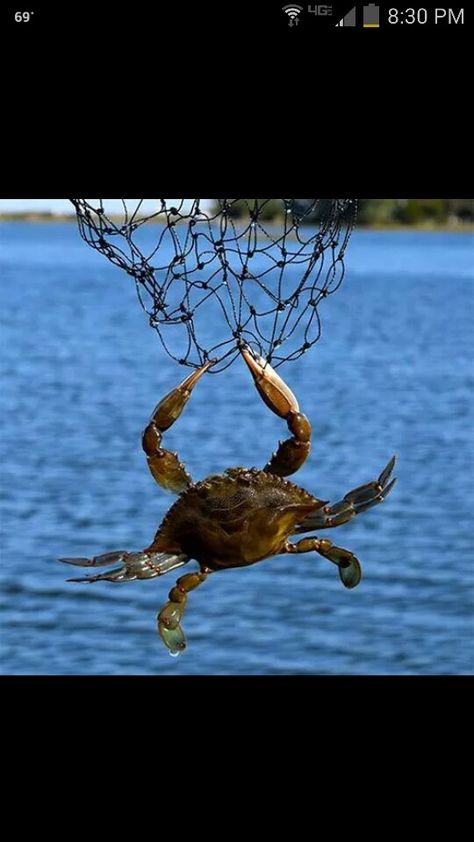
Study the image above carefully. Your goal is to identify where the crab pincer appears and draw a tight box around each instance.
[142,359,216,493]
[240,344,312,477]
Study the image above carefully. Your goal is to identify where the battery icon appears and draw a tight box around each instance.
[363,4,380,27]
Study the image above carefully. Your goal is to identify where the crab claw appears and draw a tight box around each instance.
[240,343,312,477]
[150,359,216,432]
[240,344,299,420]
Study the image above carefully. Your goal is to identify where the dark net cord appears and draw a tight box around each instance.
[69,199,358,372]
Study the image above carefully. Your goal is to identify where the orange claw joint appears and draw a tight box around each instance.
[240,344,312,477]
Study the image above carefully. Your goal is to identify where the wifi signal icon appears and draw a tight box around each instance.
[282,5,303,26]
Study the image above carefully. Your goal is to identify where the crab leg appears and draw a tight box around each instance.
[294,456,397,533]
[157,568,209,656]
[59,550,189,582]
[240,345,311,477]
[284,537,362,590]
[142,360,214,494]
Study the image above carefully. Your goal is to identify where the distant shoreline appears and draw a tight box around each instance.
[1,213,473,233]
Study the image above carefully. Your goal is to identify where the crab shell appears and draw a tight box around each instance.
[148,467,326,571]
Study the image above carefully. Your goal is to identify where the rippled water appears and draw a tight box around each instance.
[1,223,473,674]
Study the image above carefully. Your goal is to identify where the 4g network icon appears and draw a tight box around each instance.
[282,5,332,26]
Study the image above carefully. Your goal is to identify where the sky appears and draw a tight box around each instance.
[0,199,208,213]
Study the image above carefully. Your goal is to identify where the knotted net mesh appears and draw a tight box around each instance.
[69,199,357,372]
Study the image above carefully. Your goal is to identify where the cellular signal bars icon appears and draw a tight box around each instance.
[335,6,356,26]
[363,4,380,27]
[282,5,303,26]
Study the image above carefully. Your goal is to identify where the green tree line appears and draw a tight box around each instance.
[357,199,473,225]
[210,199,473,226]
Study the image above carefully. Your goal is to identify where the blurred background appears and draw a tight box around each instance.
[1,198,473,674]
[1,198,473,227]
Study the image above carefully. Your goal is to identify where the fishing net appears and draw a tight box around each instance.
[69,199,358,372]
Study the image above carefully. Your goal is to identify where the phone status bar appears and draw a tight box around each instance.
[281,4,466,28]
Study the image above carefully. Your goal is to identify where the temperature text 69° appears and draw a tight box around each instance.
[15,10,35,22]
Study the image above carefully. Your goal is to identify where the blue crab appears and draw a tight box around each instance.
[60,345,396,655]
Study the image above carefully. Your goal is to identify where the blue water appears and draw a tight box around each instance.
[1,223,473,674]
